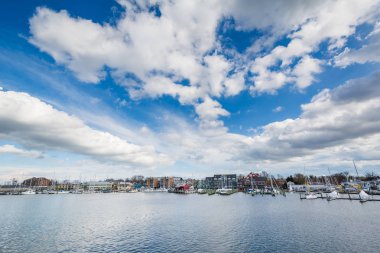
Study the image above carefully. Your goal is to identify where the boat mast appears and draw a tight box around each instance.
[353,160,359,180]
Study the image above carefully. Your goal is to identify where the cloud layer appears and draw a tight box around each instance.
[2,0,380,178]
[28,0,380,127]
[0,144,42,158]
[244,71,380,163]
[0,90,170,167]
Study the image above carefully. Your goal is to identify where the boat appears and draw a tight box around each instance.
[305,192,318,199]
[326,190,339,201]
[218,188,232,195]
[21,189,36,195]
[143,188,167,193]
[304,174,318,199]
[269,176,283,197]
[70,189,83,194]
[208,189,216,195]
[197,189,206,194]
[359,190,370,202]
[57,190,70,194]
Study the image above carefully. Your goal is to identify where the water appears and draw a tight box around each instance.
[0,193,379,253]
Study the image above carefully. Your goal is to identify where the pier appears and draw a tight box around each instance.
[299,192,380,201]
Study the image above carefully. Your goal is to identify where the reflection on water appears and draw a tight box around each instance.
[1,193,379,252]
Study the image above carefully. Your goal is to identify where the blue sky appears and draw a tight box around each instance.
[1,0,380,181]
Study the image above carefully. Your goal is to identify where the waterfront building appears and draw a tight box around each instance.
[22,177,52,187]
[145,177,171,189]
[169,176,174,188]
[146,177,153,188]
[289,184,307,192]
[204,177,216,189]
[153,178,159,188]
[84,181,113,192]
[241,172,268,189]
[252,176,267,189]
[172,177,184,186]
[203,174,237,189]
[159,177,170,189]
[118,182,133,191]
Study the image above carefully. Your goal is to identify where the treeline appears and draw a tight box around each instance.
[285,172,379,185]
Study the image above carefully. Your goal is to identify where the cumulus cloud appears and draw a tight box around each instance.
[249,0,378,94]
[225,0,322,34]
[0,144,43,158]
[24,0,380,176]
[28,0,380,128]
[272,106,284,113]
[28,2,245,128]
[334,22,380,67]
[195,97,230,129]
[244,71,380,162]
[2,70,380,176]
[0,90,171,167]
[145,71,380,173]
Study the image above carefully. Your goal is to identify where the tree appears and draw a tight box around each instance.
[286,175,294,182]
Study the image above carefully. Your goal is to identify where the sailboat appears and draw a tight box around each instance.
[21,189,36,195]
[22,177,36,195]
[219,188,232,195]
[326,190,339,201]
[305,192,318,199]
[305,176,318,200]
[359,190,370,203]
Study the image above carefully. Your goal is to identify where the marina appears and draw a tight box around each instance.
[3,171,380,204]
[1,0,380,252]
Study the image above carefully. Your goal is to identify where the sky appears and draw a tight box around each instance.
[1,0,380,181]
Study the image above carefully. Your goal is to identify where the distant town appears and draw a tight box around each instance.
[1,171,380,197]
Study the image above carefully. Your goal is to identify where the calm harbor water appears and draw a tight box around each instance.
[0,193,379,253]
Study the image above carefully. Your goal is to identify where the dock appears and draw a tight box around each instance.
[299,192,380,201]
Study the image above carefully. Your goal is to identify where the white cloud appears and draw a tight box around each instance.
[249,0,378,94]
[272,106,284,113]
[292,55,322,89]
[195,97,230,129]
[225,0,322,34]
[244,71,380,162]
[28,2,240,126]
[0,90,171,167]
[151,72,380,169]
[23,0,380,177]
[334,24,380,67]
[0,144,42,158]
[2,72,380,177]
[28,0,380,127]
[151,72,380,173]
[224,72,245,96]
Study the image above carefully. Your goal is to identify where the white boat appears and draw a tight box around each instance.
[305,192,318,199]
[219,188,232,195]
[359,190,370,202]
[197,188,206,194]
[57,190,70,194]
[70,190,83,194]
[21,189,36,195]
[143,188,167,193]
[326,190,339,201]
